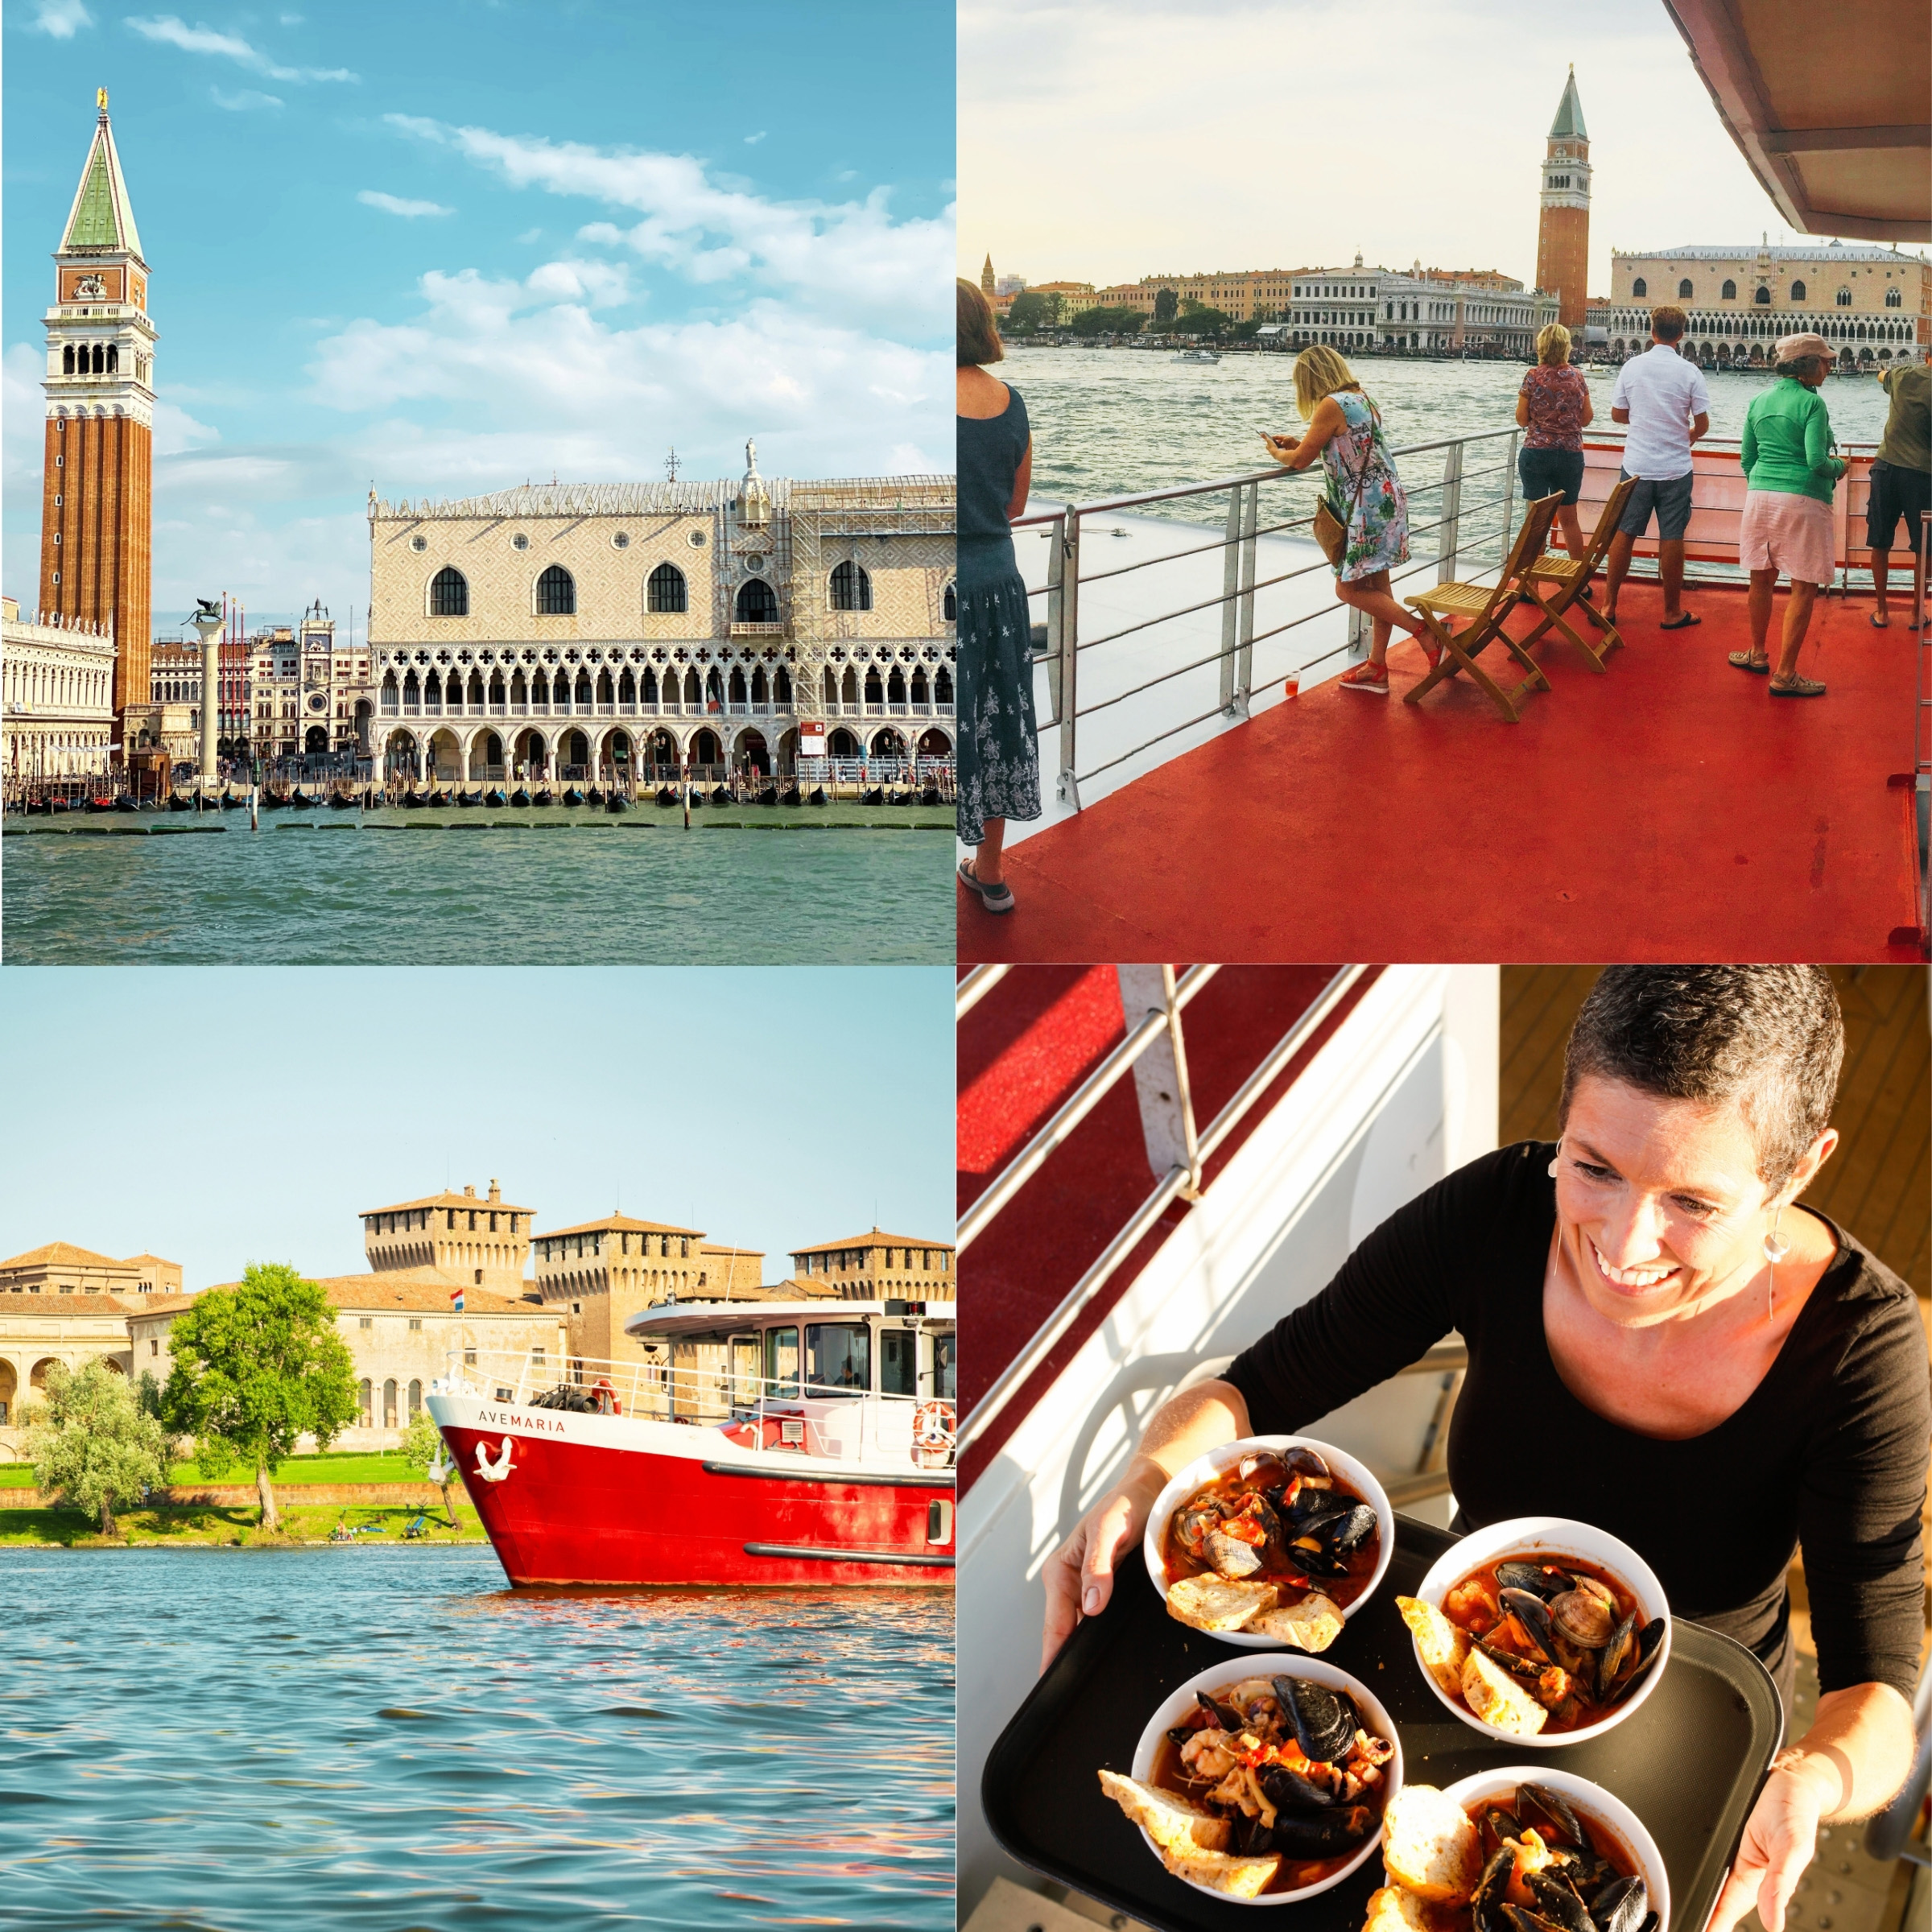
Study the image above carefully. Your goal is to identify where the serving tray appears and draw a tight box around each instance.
[982,1515,1783,1932]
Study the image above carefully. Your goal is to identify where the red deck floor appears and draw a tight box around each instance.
[962,582,1924,964]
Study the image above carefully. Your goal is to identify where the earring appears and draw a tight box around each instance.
[1547,1143,1560,1179]
[1763,1209,1789,1320]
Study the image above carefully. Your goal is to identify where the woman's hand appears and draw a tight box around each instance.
[1261,431,1300,467]
[1705,1761,1829,1932]
[1040,1459,1166,1672]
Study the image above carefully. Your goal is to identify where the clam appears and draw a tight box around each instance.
[1203,1530,1264,1579]
[1282,1447,1331,1481]
[1236,1449,1289,1488]
[1549,1587,1617,1648]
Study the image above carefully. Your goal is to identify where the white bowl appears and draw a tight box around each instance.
[1141,1435,1395,1649]
[1411,1515,1672,1748]
[1440,1765,1670,1932]
[1129,1654,1404,1906]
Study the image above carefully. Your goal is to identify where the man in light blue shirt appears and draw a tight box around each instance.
[1603,305,1711,630]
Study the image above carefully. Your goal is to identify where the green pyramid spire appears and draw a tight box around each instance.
[65,143,121,249]
[1549,67,1587,142]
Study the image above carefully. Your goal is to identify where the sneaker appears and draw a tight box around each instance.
[1338,661,1389,696]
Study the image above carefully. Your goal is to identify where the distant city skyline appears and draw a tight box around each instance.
[960,0,1924,300]
[0,967,954,1290]
[4,0,955,628]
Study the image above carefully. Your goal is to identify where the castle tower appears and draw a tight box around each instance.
[39,90,157,734]
[980,253,995,297]
[1535,67,1591,330]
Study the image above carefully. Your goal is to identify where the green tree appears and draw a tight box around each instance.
[1177,302,1233,338]
[400,1410,461,1528]
[162,1263,358,1530]
[1005,290,1063,333]
[1153,286,1180,327]
[1068,305,1145,338]
[26,1360,168,1536]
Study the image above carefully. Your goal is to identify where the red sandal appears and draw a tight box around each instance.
[1338,660,1389,696]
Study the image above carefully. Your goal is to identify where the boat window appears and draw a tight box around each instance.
[931,1331,956,1402]
[806,1323,870,1397]
[764,1326,800,1400]
[729,1335,761,1410]
[881,1327,918,1398]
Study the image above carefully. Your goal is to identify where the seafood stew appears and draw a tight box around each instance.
[1158,1445,1384,1645]
[1104,1672,1396,1897]
[1459,1785,1657,1932]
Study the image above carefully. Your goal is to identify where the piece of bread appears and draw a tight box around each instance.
[1096,1769,1232,1855]
[1162,1845,1282,1898]
[1247,1590,1345,1653]
[1395,1596,1470,1697]
[1166,1575,1282,1633]
[1382,1784,1482,1904]
[1461,1647,1550,1738]
[1366,1883,1439,1932]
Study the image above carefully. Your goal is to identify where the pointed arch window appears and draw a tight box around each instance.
[1790,280,1807,303]
[943,582,957,622]
[1835,287,1852,307]
[429,568,469,617]
[1885,286,1901,308]
[1754,286,1772,304]
[537,565,576,615]
[647,562,687,613]
[735,577,778,624]
[1631,278,1647,298]
[935,665,954,705]
[829,560,873,611]
[1720,280,1736,300]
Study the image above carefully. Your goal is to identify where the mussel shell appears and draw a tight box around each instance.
[1253,1805,1374,1856]
[1516,1781,1587,1849]
[1550,1588,1617,1649]
[1495,1561,1569,1599]
[1203,1530,1264,1579]
[1596,1613,1638,1699]
[1286,1540,1352,1579]
[1271,1674,1358,1762]
[1527,1872,1596,1932]
[1257,1761,1337,1810]
[1591,1874,1649,1932]
[1604,1617,1667,1704]
[1473,1636,1549,1683]
[1244,1493,1287,1546]
[1327,1503,1380,1554]
[1472,1845,1519,1932]
[1500,1587,1562,1663]
[1195,1689,1245,1732]
[1498,1909,1568,1932]
[1478,1806,1525,1856]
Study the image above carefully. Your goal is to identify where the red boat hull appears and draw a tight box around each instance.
[436,1407,955,1588]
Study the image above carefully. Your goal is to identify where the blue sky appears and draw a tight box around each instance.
[0,967,954,1290]
[4,0,955,630]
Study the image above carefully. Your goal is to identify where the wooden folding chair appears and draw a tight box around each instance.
[1515,473,1639,672]
[1402,493,1563,723]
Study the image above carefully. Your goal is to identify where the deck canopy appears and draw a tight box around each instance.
[1665,0,1930,242]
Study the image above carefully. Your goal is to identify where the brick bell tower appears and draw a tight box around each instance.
[40,89,157,739]
[1535,67,1591,331]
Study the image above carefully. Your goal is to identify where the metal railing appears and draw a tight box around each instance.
[956,964,1368,1451]
[1019,427,1524,808]
[1909,510,1932,943]
[435,1348,955,1468]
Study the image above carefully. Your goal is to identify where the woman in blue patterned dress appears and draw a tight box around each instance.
[955,277,1038,915]
[1263,345,1435,695]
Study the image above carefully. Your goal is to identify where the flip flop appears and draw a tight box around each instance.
[1727,651,1770,675]
[1769,675,1827,698]
[1659,613,1701,630]
[958,858,1015,913]
[1869,612,1890,629]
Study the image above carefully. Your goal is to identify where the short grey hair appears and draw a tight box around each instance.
[1557,966,1843,1192]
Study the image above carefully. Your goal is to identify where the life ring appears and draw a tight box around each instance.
[592,1377,621,1416]
[912,1401,956,1451]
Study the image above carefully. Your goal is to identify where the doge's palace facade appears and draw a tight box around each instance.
[365,446,956,783]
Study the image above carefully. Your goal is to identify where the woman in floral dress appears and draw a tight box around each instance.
[1263,344,1435,695]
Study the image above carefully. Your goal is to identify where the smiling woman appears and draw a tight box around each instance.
[1039,965,1926,1932]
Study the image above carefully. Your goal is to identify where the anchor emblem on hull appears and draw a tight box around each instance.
[473,1438,515,1482]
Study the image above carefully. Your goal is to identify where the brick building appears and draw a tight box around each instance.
[1535,68,1591,330]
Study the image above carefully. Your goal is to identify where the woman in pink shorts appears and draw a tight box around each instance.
[1731,332,1847,697]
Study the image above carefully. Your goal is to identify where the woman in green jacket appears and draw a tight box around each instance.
[1729,332,1847,697]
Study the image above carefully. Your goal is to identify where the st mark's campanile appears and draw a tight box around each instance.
[39,90,157,733]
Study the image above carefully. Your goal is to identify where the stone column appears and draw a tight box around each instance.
[192,610,223,782]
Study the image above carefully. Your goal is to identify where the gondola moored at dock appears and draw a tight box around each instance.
[586,786,605,806]
[655,786,677,806]
[709,785,732,806]
[861,786,884,806]
[561,786,585,807]
[510,787,532,807]
[757,784,779,806]
[605,791,630,813]
[484,788,508,808]
[808,786,828,806]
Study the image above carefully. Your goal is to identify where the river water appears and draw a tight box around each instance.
[0,810,952,964]
[1009,345,1899,513]
[0,1546,954,1930]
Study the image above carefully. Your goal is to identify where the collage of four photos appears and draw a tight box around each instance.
[1,1,1928,1930]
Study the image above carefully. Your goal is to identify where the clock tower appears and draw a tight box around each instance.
[1535,67,1591,331]
[40,90,157,737]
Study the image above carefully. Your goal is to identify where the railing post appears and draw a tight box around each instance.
[1218,485,1241,715]
[1498,429,1518,573]
[1041,514,1065,730]
[1438,442,1464,584]
[1056,507,1082,811]
[1234,481,1257,716]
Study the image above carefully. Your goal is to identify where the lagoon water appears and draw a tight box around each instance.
[1009,345,1899,514]
[1,809,952,965]
[0,1546,954,1930]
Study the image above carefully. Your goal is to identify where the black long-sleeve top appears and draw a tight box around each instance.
[1224,1142,1929,1707]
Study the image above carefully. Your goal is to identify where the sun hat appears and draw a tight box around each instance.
[1774,331,1832,365]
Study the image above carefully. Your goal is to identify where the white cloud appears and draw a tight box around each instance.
[386,115,951,331]
[357,190,454,219]
[27,0,93,37]
[744,130,767,145]
[211,86,283,111]
[126,14,357,83]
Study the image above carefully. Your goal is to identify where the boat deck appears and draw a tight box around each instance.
[962,580,1925,964]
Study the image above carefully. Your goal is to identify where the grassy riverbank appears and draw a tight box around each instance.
[0,1451,424,1488]
[0,1498,486,1547]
